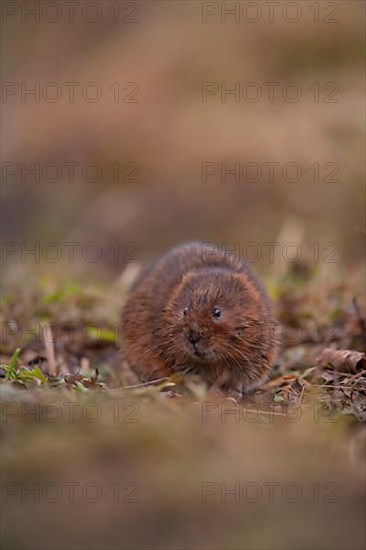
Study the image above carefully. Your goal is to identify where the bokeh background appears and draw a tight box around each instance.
[1,2,365,550]
[1,0,365,286]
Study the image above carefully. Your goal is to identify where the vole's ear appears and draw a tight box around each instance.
[167,274,193,310]
[180,272,196,288]
[227,272,247,290]
[229,273,262,304]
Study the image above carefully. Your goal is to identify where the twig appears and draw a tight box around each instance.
[299,384,306,404]
[311,384,356,389]
[123,377,169,389]
[344,370,366,384]
[42,322,57,377]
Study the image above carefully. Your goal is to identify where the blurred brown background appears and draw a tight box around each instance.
[1,4,366,550]
[1,0,365,286]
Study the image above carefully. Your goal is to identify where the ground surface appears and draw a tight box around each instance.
[1,267,365,550]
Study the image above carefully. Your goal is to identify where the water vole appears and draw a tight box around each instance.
[121,242,279,398]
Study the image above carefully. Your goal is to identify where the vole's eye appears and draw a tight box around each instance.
[183,308,188,316]
[212,308,221,318]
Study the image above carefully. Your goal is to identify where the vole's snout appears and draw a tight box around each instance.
[188,329,200,345]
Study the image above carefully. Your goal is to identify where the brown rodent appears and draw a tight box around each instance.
[121,242,279,398]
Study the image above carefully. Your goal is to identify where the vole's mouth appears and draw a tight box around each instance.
[184,331,210,361]
[192,345,203,357]
[189,342,209,361]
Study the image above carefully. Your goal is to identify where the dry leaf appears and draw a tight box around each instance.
[318,348,366,373]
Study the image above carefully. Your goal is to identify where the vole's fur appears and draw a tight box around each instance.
[121,242,279,398]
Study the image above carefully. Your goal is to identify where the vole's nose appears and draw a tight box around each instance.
[188,330,200,345]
